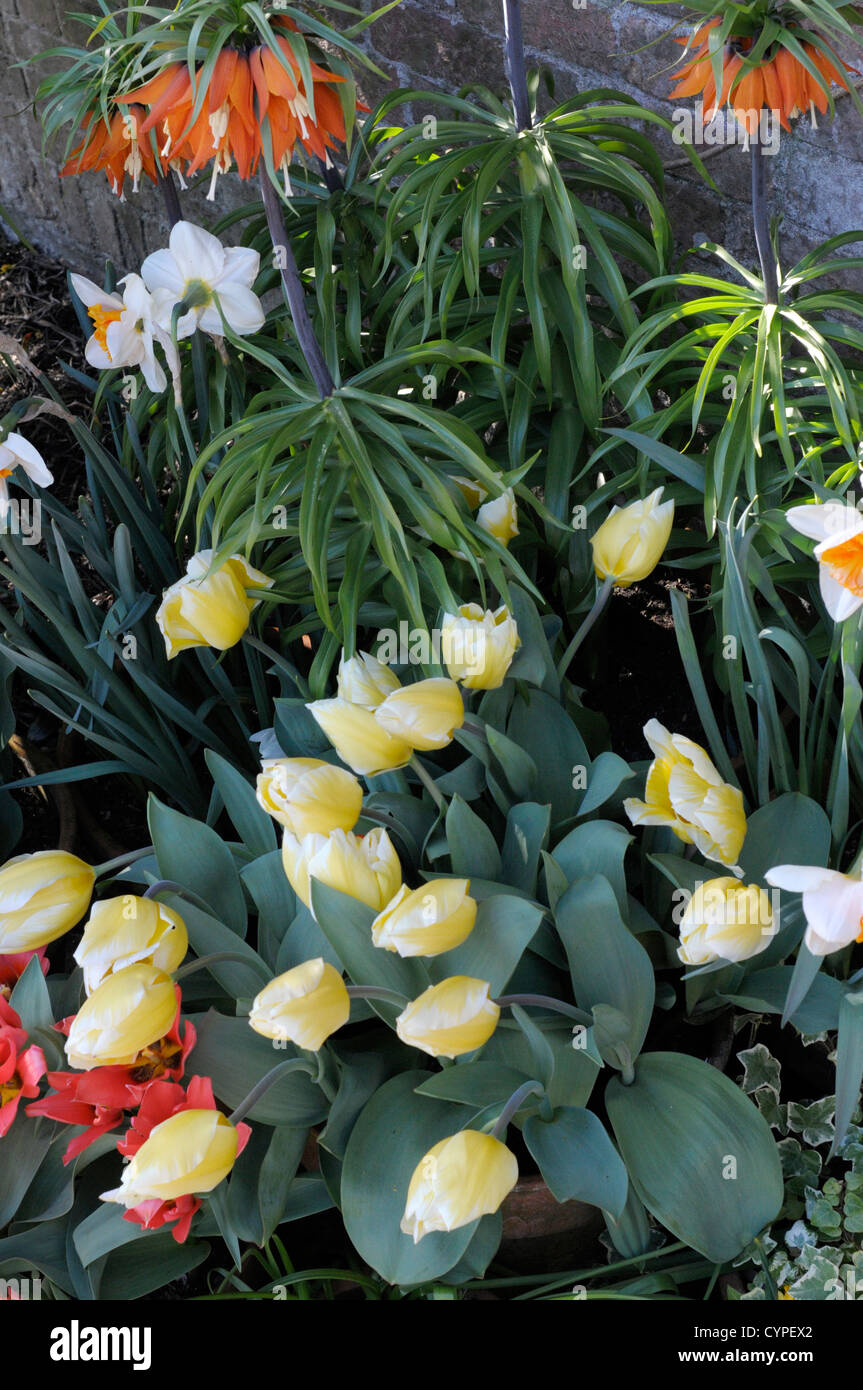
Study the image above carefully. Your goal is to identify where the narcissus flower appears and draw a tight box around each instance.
[101,1075,250,1243]
[374,678,464,751]
[64,964,179,1071]
[141,222,264,339]
[0,432,53,518]
[27,1010,196,1162]
[0,851,95,952]
[396,977,500,1058]
[70,272,179,393]
[73,896,188,996]
[372,878,477,958]
[337,650,401,709]
[591,487,674,588]
[282,827,401,915]
[306,698,412,775]
[785,501,863,622]
[256,757,362,837]
[156,549,273,658]
[477,488,519,547]
[0,996,46,1137]
[765,864,863,956]
[249,958,350,1051]
[677,878,774,966]
[440,604,520,690]
[624,720,746,869]
[61,105,160,197]
[401,1130,518,1243]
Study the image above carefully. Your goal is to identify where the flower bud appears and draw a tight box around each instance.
[678,878,774,966]
[156,550,273,658]
[374,678,464,751]
[477,488,518,547]
[372,879,477,957]
[624,719,746,869]
[100,1107,241,1207]
[396,976,499,1058]
[0,851,95,952]
[256,757,363,837]
[591,486,674,587]
[282,827,401,915]
[249,958,350,1051]
[337,650,401,709]
[401,1130,518,1242]
[440,604,520,690]
[306,698,412,775]
[64,962,178,1070]
[74,896,188,995]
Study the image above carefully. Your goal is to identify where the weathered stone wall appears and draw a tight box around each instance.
[2,0,863,278]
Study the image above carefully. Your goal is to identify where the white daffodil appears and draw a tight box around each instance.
[786,501,863,622]
[764,863,863,957]
[0,432,53,517]
[70,272,178,394]
[140,222,264,339]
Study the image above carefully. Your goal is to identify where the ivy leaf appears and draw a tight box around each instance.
[737,1043,781,1098]
[787,1097,836,1148]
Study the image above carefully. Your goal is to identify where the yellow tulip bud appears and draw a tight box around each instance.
[372,878,477,957]
[248,958,350,1050]
[64,962,178,1070]
[306,697,412,775]
[401,1130,518,1243]
[624,719,746,869]
[73,896,187,995]
[440,604,520,690]
[477,488,518,547]
[374,678,464,752]
[590,486,674,587]
[396,976,500,1058]
[337,650,401,709]
[100,1108,240,1207]
[156,550,273,659]
[282,826,402,915]
[0,850,95,952]
[678,878,774,966]
[452,476,488,510]
[256,757,362,837]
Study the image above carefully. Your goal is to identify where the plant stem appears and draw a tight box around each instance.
[227,1057,320,1125]
[346,985,410,1008]
[495,992,593,1025]
[490,1079,544,1139]
[259,168,335,398]
[156,166,183,229]
[751,138,778,304]
[409,755,448,816]
[557,575,615,678]
[173,951,271,984]
[93,845,155,876]
[502,0,531,131]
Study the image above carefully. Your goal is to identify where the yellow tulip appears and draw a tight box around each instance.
[64,962,178,1070]
[0,850,95,952]
[624,719,746,869]
[374,678,464,751]
[396,976,500,1058]
[401,1130,518,1243]
[477,488,519,547]
[156,550,273,658]
[282,826,401,915]
[100,1108,240,1208]
[590,486,674,587]
[306,697,412,775]
[678,878,774,966]
[372,878,477,957]
[337,650,401,709]
[452,476,488,510]
[73,896,187,995]
[440,604,520,690]
[248,958,350,1050]
[256,757,362,837]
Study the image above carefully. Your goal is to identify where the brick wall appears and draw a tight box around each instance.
[2,0,863,280]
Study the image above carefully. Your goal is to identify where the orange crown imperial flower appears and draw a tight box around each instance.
[669,20,856,134]
[61,104,161,197]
